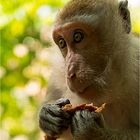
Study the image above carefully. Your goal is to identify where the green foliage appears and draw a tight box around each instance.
[0,0,68,140]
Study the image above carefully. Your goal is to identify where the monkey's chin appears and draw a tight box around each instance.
[78,85,99,100]
[69,84,94,95]
[68,86,85,94]
[78,84,95,94]
[67,79,96,95]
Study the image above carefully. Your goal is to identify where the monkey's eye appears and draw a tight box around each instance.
[73,32,84,43]
[58,38,66,49]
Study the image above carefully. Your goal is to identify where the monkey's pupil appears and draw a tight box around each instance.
[59,39,66,48]
[74,32,83,43]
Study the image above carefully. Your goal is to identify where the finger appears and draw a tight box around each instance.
[39,105,71,126]
[41,104,70,119]
[39,118,66,135]
[47,104,70,118]
[55,98,70,107]
[71,111,84,128]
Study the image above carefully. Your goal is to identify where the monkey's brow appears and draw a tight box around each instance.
[61,14,100,28]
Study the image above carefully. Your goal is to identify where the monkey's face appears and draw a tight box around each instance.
[53,22,108,94]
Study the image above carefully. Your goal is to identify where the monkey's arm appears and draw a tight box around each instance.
[71,110,139,140]
[43,63,66,103]
[39,66,71,137]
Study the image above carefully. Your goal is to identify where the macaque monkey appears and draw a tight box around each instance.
[39,0,139,140]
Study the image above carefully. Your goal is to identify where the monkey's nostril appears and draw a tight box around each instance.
[67,73,76,79]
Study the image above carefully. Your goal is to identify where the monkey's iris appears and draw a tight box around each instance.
[59,39,66,49]
[73,32,84,43]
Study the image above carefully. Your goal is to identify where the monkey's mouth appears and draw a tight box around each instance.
[80,84,92,94]
[67,78,93,94]
[67,75,104,95]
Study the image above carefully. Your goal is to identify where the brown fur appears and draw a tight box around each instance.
[40,0,139,139]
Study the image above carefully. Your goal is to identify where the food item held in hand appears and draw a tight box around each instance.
[62,103,106,113]
[45,103,106,140]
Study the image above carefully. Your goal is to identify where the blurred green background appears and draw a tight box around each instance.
[0,0,139,140]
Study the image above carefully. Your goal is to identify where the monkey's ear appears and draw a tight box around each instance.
[119,0,131,33]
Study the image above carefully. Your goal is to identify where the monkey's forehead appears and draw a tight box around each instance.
[53,15,99,29]
[56,0,119,22]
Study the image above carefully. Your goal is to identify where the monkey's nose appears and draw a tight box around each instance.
[67,64,76,79]
[67,72,76,79]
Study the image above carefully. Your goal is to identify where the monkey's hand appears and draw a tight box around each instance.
[39,98,71,137]
[71,110,105,140]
